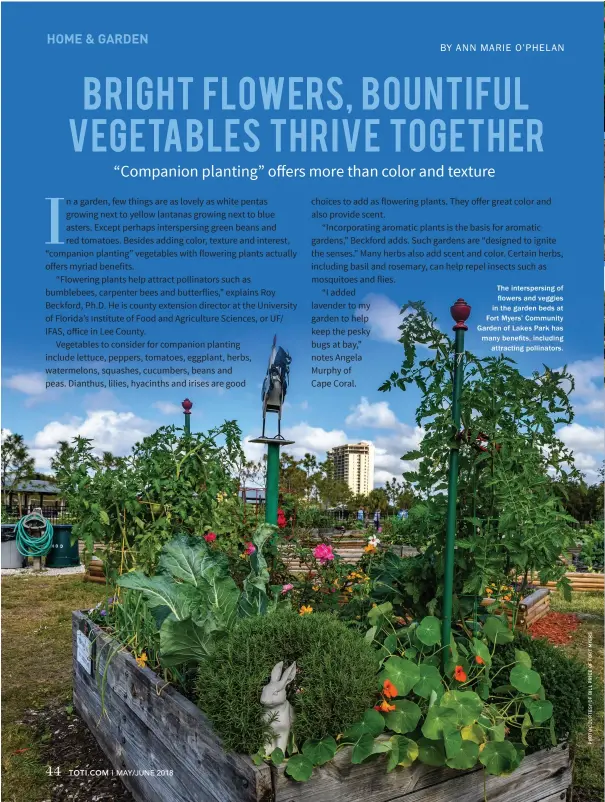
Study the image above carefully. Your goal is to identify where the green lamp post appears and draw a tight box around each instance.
[182,398,193,435]
[441,298,471,664]
[250,337,294,525]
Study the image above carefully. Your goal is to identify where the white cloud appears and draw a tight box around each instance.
[557,422,604,454]
[243,422,348,465]
[565,358,604,416]
[152,401,182,416]
[346,397,399,429]
[30,409,155,472]
[364,294,402,343]
[5,372,46,394]
[4,371,68,408]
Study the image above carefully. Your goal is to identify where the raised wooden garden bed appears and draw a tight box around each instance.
[482,587,551,631]
[73,611,572,802]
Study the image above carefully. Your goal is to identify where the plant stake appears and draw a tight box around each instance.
[442,298,471,663]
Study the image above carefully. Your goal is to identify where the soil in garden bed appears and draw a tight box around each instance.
[22,701,133,802]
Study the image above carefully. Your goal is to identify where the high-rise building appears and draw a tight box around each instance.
[328,442,375,496]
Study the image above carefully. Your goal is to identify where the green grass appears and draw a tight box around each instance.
[1,575,104,802]
[551,590,604,617]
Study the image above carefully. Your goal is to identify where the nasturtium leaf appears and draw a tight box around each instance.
[271,748,284,766]
[421,705,457,739]
[364,626,377,643]
[404,647,418,660]
[413,663,443,698]
[528,700,553,724]
[368,601,393,625]
[479,741,523,775]
[476,681,491,700]
[343,709,385,741]
[489,722,506,742]
[379,657,420,696]
[483,616,514,645]
[389,735,418,769]
[384,634,398,654]
[350,732,377,764]
[510,664,541,694]
[417,737,446,767]
[416,616,441,646]
[386,737,400,773]
[461,723,485,744]
[302,737,337,766]
[440,690,484,726]
[285,754,314,782]
[444,730,463,758]
[514,649,532,669]
[445,735,479,769]
[384,700,422,734]
[472,638,492,667]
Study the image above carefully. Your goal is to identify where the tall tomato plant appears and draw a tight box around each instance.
[52,422,245,579]
[379,302,579,618]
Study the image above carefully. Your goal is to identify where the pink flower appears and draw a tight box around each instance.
[313,543,335,564]
[204,532,217,542]
[244,541,256,555]
[281,583,294,594]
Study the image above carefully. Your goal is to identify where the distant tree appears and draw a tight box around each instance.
[367,487,390,515]
[1,430,36,512]
[384,476,417,510]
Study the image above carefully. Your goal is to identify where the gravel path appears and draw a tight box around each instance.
[1,565,85,577]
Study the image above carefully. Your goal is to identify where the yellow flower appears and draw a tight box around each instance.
[312,585,320,592]
[239,553,248,560]
[485,587,493,595]
[299,605,313,616]
[364,544,377,553]
[333,578,340,586]
[136,652,148,668]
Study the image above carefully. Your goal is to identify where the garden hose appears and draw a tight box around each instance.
[15,513,54,558]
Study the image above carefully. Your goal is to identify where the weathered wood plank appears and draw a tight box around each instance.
[272,744,570,802]
[520,588,550,609]
[72,612,273,802]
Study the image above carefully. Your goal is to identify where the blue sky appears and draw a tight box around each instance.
[2,3,602,485]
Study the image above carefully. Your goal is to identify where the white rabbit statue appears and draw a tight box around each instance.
[260,660,297,753]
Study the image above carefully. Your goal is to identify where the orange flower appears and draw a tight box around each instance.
[374,700,396,713]
[364,544,377,553]
[299,605,313,616]
[485,587,493,595]
[454,665,467,682]
[382,679,398,699]
[135,652,148,668]
[475,655,485,665]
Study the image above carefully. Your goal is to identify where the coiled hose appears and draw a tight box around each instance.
[15,513,54,557]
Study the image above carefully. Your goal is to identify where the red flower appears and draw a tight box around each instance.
[277,508,287,529]
[382,679,398,699]
[204,532,217,543]
[454,665,467,682]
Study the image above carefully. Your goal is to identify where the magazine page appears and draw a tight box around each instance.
[1,2,603,801]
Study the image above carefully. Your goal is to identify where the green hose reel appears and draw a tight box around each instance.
[15,512,54,558]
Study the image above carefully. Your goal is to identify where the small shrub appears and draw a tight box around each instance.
[491,632,589,752]
[196,611,378,754]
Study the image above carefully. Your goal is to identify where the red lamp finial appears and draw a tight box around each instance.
[450,298,471,331]
[182,398,193,414]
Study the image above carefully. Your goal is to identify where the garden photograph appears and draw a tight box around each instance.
[1,300,603,802]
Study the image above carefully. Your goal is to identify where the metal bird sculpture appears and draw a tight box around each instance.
[261,336,291,438]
